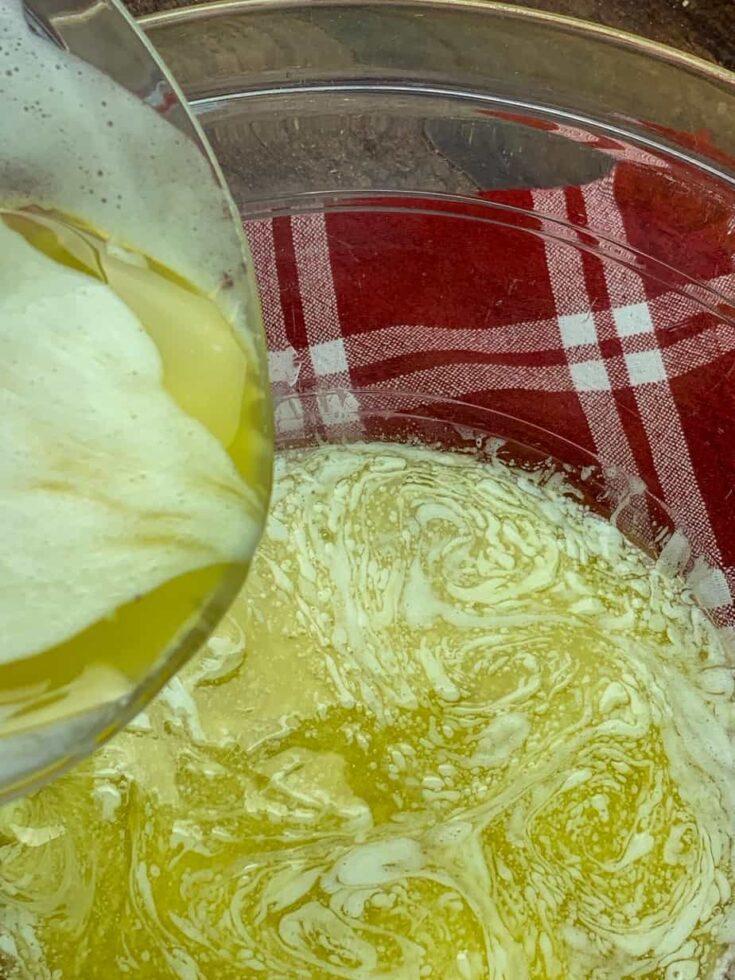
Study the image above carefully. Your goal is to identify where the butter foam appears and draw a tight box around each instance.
[0,219,257,662]
[0,1,264,665]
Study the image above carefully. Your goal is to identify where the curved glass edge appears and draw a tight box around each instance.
[140,0,735,182]
[137,0,734,91]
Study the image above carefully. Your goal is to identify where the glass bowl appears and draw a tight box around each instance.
[143,4,735,974]
[1,2,734,973]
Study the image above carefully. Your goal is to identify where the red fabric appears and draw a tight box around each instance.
[245,162,735,627]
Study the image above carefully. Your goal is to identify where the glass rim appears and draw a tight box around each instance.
[139,0,735,94]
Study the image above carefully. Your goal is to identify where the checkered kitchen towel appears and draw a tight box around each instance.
[244,142,735,628]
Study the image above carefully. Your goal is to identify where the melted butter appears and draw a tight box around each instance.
[1,443,734,979]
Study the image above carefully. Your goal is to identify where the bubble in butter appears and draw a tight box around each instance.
[0,442,733,979]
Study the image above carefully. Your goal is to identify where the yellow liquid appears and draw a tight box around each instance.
[0,443,733,979]
[0,207,271,737]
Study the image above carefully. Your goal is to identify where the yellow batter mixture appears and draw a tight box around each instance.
[1,442,733,979]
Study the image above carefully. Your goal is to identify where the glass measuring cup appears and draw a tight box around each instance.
[0,0,273,802]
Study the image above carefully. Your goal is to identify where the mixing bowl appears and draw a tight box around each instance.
[144,9,735,971]
[2,2,735,975]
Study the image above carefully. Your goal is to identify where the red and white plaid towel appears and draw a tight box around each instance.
[245,144,735,629]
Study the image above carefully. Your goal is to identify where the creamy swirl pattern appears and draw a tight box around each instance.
[0,442,733,979]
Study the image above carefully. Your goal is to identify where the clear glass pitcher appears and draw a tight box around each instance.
[0,0,272,802]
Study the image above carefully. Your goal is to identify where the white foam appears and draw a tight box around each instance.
[0,5,268,665]
[0,220,258,663]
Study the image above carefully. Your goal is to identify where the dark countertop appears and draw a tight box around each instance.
[127,0,735,71]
